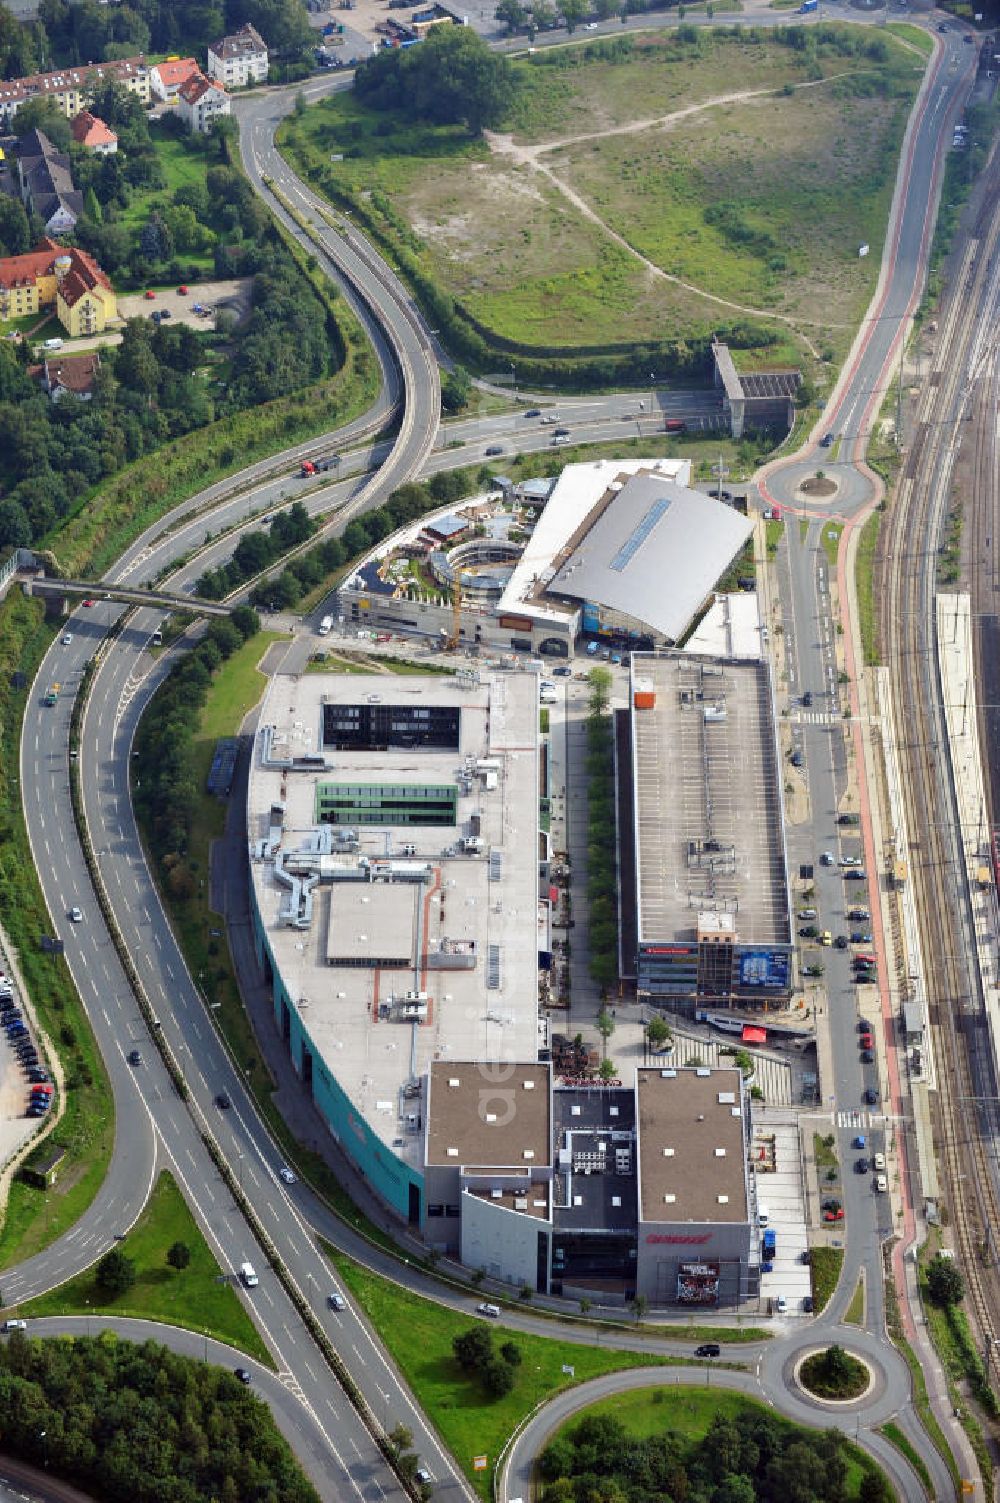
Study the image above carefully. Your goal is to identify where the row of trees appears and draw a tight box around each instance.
[0,1331,319,1503]
[540,1408,892,1503]
[0,0,312,85]
[198,501,316,599]
[134,608,259,865]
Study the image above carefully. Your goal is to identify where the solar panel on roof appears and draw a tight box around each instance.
[609,497,672,573]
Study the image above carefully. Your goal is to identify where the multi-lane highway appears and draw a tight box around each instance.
[8,12,992,1503]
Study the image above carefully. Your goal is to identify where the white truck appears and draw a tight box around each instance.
[318,616,334,636]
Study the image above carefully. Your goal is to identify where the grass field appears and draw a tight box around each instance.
[326,1248,692,1498]
[879,1419,932,1497]
[845,1276,865,1326]
[810,1245,844,1313]
[281,25,926,365]
[22,1171,272,1364]
[544,1386,884,1498]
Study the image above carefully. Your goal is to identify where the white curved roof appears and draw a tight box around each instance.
[549,474,752,642]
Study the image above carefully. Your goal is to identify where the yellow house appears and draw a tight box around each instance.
[0,238,117,334]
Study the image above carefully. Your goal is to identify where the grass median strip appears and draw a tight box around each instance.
[22,1170,272,1366]
[879,1419,932,1498]
[323,1244,717,1500]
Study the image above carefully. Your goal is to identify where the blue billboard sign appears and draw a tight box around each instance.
[738,950,790,990]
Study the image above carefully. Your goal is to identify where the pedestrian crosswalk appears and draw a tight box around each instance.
[790,711,881,727]
[835,1109,873,1130]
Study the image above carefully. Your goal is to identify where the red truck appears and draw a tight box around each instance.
[300,454,340,478]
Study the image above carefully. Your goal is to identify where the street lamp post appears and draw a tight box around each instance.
[510,362,517,404]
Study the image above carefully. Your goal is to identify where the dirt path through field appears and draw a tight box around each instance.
[485,71,865,350]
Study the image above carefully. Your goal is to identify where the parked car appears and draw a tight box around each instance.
[864,1087,879,1105]
[798,925,818,939]
[845,870,867,882]
[834,935,848,949]
[861,1049,875,1063]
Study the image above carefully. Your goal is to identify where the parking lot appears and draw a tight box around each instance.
[117,277,253,332]
[752,1109,813,1315]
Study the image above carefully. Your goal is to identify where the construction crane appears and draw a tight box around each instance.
[445,578,462,650]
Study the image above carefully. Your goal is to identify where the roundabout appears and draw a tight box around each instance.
[794,1344,875,1406]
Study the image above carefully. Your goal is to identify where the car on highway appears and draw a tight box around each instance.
[215,1092,231,1109]
[540,414,557,425]
[694,1343,721,1357]
[62,633,73,645]
[552,433,570,445]
[2,1320,27,1332]
[524,408,541,418]
[820,432,834,447]
[278,1166,296,1184]
[82,598,95,607]
[234,1368,252,1384]
[327,1291,346,1311]
[415,1469,432,1487]
[484,445,504,456]
[128,1049,142,1066]
[68,906,83,922]
[855,1157,869,1174]
[554,427,570,437]
[476,1302,501,1318]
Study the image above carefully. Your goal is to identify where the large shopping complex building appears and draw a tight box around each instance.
[247,660,769,1301]
[246,455,788,1299]
[336,458,753,658]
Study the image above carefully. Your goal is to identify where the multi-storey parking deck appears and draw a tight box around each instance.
[630,651,793,1006]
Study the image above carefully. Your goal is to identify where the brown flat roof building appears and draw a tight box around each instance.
[425,1061,550,1169]
[637,1066,748,1225]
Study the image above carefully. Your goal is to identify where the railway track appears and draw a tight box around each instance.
[881,193,1000,1377]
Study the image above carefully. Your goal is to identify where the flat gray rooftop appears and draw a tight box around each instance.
[548,474,752,644]
[248,671,542,1165]
[637,1066,748,1225]
[632,652,790,948]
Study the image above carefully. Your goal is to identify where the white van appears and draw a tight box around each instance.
[43,337,63,351]
[318,615,333,636]
[239,1262,259,1288]
[758,1203,770,1226]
